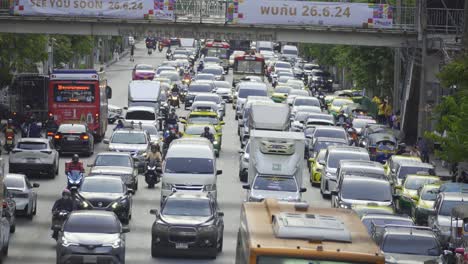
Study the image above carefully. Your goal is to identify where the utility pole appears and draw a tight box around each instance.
[463,0,468,53]
[393,0,402,111]
[417,0,427,138]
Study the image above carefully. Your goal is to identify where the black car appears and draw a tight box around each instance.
[54,123,94,156]
[74,176,134,224]
[150,193,224,258]
[184,82,214,109]
[56,211,129,264]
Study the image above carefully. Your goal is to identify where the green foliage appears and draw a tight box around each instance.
[53,35,94,67]
[427,55,468,163]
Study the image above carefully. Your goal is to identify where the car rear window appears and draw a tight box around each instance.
[125,111,155,121]
[314,129,346,140]
[327,152,369,169]
[80,178,123,194]
[17,142,47,150]
[253,176,298,192]
[341,179,392,202]
[382,235,440,256]
[95,155,131,167]
[4,177,24,188]
[238,88,267,99]
[64,213,120,233]
[58,125,86,133]
[189,84,212,93]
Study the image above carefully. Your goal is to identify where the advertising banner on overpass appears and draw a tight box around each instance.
[10,0,175,20]
[226,0,393,28]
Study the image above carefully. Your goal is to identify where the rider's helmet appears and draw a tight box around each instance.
[204,126,210,133]
[7,119,13,125]
[340,110,345,114]
[72,154,79,163]
[150,144,157,152]
[62,188,71,198]
[25,105,31,111]
[170,108,176,114]
[48,115,54,121]
[117,120,123,126]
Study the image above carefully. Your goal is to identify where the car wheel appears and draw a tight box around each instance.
[55,162,59,175]
[9,221,15,234]
[2,240,9,256]
[217,235,223,253]
[151,241,160,258]
[49,165,56,179]
[26,205,33,220]
[33,201,37,216]
[239,172,247,183]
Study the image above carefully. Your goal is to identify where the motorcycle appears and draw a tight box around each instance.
[145,159,162,188]
[169,92,180,108]
[166,49,173,60]
[179,88,187,103]
[158,42,163,52]
[66,170,84,189]
[4,128,15,153]
[51,210,70,240]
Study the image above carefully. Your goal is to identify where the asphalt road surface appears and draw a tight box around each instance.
[4,42,328,264]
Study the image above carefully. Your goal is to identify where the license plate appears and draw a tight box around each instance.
[83,256,96,263]
[175,243,188,249]
[26,158,36,161]
[67,137,78,141]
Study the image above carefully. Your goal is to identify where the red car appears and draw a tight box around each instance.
[132,64,155,80]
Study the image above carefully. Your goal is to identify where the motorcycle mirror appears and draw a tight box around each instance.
[127,189,135,195]
[216,170,223,175]
[69,186,78,193]
[122,226,130,233]
[32,183,40,188]
[149,209,159,215]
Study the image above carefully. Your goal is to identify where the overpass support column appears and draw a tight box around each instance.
[393,50,401,111]
[417,0,427,138]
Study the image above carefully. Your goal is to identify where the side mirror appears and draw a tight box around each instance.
[308,158,315,163]
[217,212,224,217]
[106,86,112,99]
[122,226,130,233]
[127,189,135,195]
[180,119,187,124]
[123,106,128,110]
[220,121,225,125]
[87,164,93,167]
[149,209,159,215]
[242,184,251,190]
[330,190,338,196]
[32,183,40,188]
[394,185,402,190]
[216,170,223,175]
[103,139,110,144]
[300,187,307,193]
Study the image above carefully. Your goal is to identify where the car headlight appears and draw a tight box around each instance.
[161,182,173,190]
[62,238,79,247]
[213,141,218,145]
[242,156,249,163]
[103,238,121,249]
[203,184,217,192]
[81,201,89,208]
[111,201,122,209]
[199,224,216,233]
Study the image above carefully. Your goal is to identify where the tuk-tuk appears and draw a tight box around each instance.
[363,132,398,163]
[446,205,468,264]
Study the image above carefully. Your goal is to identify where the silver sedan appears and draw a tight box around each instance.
[4,173,39,219]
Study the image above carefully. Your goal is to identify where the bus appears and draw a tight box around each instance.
[235,199,385,264]
[204,40,230,71]
[48,69,112,141]
[232,51,265,86]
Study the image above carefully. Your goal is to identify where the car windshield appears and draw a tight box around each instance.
[188,116,218,125]
[253,176,297,192]
[80,179,123,194]
[162,199,212,217]
[64,214,120,234]
[313,141,346,152]
[185,126,215,135]
[341,180,392,201]
[195,96,219,103]
[398,166,435,180]
[136,65,153,71]
[58,125,86,133]
[203,68,223,75]
[405,177,439,190]
[353,119,375,129]
[362,218,413,233]
[314,129,346,140]
[294,98,319,107]
[125,110,155,121]
[17,142,47,150]
[159,72,180,82]
[440,200,467,216]
[421,188,439,200]
[189,84,212,93]
[95,155,131,167]
[111,133,147,144]
[238,88,267,99]
[327,152,368,169]
[5,177,24,188]
[382,235,440,256]
[332,99,352,107]
[165,157,214,174]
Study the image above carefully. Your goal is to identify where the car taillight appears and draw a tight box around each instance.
[47,131,54,136]
[54,134,61,139]
[2,202,6,208]
[6,136,13,140]
[81,134,89,140]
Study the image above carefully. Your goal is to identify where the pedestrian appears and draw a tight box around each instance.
[113,49,119,61]
[377,100,387,124]
[384,100,392,127]
[417,137,429,163]
[130,45,135,62]
[372,95,381,105]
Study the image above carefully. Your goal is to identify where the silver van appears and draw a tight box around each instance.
[127,80,161,110]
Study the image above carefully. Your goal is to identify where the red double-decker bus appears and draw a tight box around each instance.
[48,69,112,141]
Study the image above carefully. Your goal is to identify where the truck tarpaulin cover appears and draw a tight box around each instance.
[10,0,175,20]
[226,0,393,28]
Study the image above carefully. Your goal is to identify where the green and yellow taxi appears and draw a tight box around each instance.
[270,86,292,103]
[383,155,422,178]
[409,184,440,225]
[182,124,222,157]
[308,149,326,186]
[181,110,225,132]
[328,97,354,117]
[352,204,395,218]
[395,174,441,215]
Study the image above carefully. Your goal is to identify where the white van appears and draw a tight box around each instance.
[256,41,274,52]
[161,138,222,201]
[123,106,158,128]
[127,80,161,110]
[281,45,298,60]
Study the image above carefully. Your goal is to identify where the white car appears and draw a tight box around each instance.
[124,106,158,128]
[238,141,250,182]
[9,138,59,178]
[4,173,39,218]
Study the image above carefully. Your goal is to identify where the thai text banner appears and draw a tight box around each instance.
[11,0,175,20]
[226,0,393,28]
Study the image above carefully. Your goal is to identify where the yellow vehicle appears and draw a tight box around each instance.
[308,149,326,186]
[352,204,395,218]
[383,155,422,177]
[409,184,440,225]
[236,199,385,264]
[395,174,441,215]
[182,124,222,157]
[270,86,291,103]
[328,97,354,117]
[180,110,225,132]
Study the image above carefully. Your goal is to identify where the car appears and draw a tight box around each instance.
[328,97,354,117]
[335,160,386,188]
[4,173,39,218]
[182,110,225,132]
[331,176,395,211]
[2,186,16,233]
[132,64,155,80]
[104,128,151,170]
[9,138,59,178]
[235,82,268,119]
[150,193,224,258]
[203,56,221,66]
[214,87,233,103]
[291,106,323,119]
[351,117,377,135]
[285,79,305,90]
[193,93,225,117]
[202,66,225,81]
[361,214,414,235]
[307,136,348,161]
[286,90,310,105]
[238,141,250,182]
[308,149,326,186]
[155,66,176,77]
[190,101,222,118]
[395,174,441,215]
[270,86,291,103]
[194,73,215,82]
[290,111,323,132]
[88,152,139,191]
[56,211,129,264]
[0,216,9,261]
[373,225,442,263]
[383,155,422,177]
[184,81,214,109]
[391,160,435,188]
[291,96,321,110]
[320,146,370,198]
[309,125,349,144]
[243,174,306,203]
[53,123,94,156]
[124,106,158,128]
[74,176,134,224]
[182,124,222,157]
[409,184,440,225]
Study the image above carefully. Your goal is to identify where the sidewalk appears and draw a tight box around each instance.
[94,48,131,71]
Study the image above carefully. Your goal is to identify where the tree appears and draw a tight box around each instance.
[427,55,468,163]
[52,35,94,68]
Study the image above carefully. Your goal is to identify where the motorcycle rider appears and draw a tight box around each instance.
[171,84,180,94]
[44,115,58,133]
[51,189,75,239]
[65,154,85,174]
[146,144,162,163]
[113,119,125,131]
[200,126,214,143]
[23,116,42,138]
[346,123,358,146]
[197,60,204,72]
[163,129,179,158]
[336,110,347,127]
[165,108,178,128]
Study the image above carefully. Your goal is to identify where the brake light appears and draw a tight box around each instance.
[47,131,54,136]
[81,134,89,140]
[2,202,6,208]
[54,134,61,139]
[6,136,13,140]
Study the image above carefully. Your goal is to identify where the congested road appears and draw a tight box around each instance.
[4,42,326,264]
